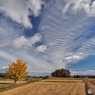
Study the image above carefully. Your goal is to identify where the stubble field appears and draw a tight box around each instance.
[0,78,87,95]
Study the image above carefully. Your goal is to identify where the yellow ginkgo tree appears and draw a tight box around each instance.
[6,59,28,84]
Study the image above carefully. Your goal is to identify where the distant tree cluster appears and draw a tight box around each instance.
[73,75,81,78]
[73,75,95,78]
[0,73,6,79]
[51,68,71,77]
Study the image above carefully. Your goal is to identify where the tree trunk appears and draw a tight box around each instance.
[14,80,17,84]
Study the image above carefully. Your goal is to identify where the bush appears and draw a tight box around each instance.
[43,76,49,79]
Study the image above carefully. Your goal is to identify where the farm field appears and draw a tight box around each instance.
[84,79,95,95]
[0,78,87,95]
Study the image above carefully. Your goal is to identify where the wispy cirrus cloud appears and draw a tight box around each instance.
[39,0,95,69]
[0,66,8,70]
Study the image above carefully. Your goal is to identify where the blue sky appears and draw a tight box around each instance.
[0,0,95,76]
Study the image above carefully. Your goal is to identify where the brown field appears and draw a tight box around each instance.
[0,78,87,95]
[84,79,95,95]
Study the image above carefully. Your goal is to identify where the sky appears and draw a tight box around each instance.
[0,0,95,76]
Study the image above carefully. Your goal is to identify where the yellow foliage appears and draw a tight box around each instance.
[6,59,28,83]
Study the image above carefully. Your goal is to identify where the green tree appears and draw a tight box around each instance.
[6,59,28,83]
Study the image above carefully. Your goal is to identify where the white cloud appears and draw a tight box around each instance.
[27,0,44,16]
[0,33,42,50]
[0,66,8,70]
[0,0,44,28]
[71,70,95,75]
[2,66,8,69]
[63,53,83,63]
[36,45,47,52]
[31,33,42,44]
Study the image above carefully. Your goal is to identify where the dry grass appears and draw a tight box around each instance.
[0,79,27,92]
[0,78,86,95]
[0,79,26,84]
